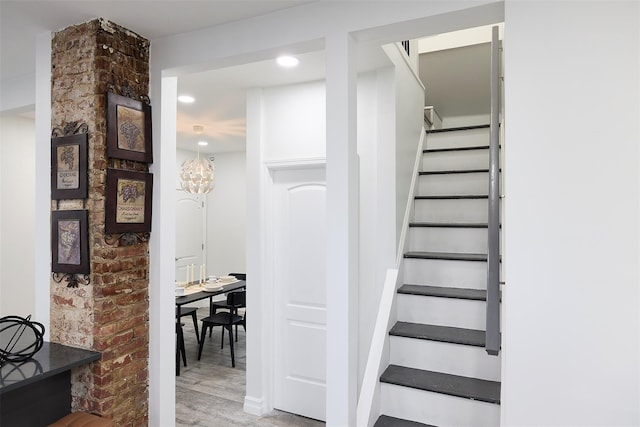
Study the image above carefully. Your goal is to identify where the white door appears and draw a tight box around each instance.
[175,190,205,283]
[272,166,326,421]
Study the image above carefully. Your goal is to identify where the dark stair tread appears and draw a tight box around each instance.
[391,322,485,347]
[424,145,489,153]
[381,365,501,404]
[419,169,488,175]
[409,222,488,228]
[374,415,436,427]
[426,124,490,134]
[415,194,488,200]
[404,251,487,262]
[398,284,486,301]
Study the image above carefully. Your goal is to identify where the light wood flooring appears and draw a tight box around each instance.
[176,307,325,427]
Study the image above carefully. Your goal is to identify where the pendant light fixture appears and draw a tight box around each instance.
[180,125,215,194]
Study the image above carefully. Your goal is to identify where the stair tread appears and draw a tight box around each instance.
[415,194,488,200]
[374,415,436,427]
[398,284,486,301]
[391,321,485,347]
[409,222,488,228]
[426,124,490,133]
[381,365,501,404]
[424,145,489,153]
[419,169,488,175]
[404,251,487,262]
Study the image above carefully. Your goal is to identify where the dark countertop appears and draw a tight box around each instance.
[0,342,100,394]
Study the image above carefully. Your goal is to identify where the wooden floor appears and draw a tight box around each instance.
[176,308,325,427]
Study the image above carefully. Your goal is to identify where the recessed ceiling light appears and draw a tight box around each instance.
[198,141,208,146]
[178,95,195,103]
[276,55,299,67]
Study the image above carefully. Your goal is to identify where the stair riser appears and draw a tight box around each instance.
[404,258,486,289]
[426,128,490,150]
[414,199,488,222]
[390,336,501,381]
[408,227,488,254]
[422,149,489,171]
[418,172,489,196]
[397,293,486,330]
[380,383,500,426]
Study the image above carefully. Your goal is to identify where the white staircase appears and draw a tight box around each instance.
[375,125,502,427]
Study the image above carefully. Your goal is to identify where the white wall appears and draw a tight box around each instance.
[384,44,425,246]
[147,1,505,423]
[502,1,639,425]
[262,80,326,161]
[0,115,36,317]
[205,151,247,277]
[244,79,327,416]
[356,66,396,388]
[175,148,246,279]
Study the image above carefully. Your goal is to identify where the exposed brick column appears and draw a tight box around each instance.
[50,19,150,425]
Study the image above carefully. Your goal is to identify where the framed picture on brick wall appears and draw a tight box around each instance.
[105,168,153,234]
[51,133,88,200]
[106,92,153,163]
[51,210,89,274]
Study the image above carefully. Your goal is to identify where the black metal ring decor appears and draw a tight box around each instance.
[0,315,45,365]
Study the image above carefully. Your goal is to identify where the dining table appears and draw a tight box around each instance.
[175,279,246,375]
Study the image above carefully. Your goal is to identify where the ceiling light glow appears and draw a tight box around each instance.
[198,141,208,146]
[276,55,299,67]
[178,95,195,103]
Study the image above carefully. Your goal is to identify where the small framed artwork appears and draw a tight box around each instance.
[51,210,89,274]
[106,92,153,163]
[105,168,153,234]
[51,133,88,200]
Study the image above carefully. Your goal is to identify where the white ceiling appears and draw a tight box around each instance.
[1,1,495,154]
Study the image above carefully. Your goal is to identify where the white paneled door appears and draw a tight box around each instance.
[272,166,326,421]
[175,190,205,283]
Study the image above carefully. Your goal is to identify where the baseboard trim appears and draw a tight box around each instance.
[244,395,269,416]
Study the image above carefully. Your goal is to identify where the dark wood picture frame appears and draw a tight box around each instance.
[106,92,153,163]
[51,210,89,274]
[105,168,153,234]
[51,133,88,200]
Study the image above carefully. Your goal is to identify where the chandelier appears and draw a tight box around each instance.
[180,125,215,194]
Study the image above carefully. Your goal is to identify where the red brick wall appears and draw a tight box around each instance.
[51,19,150,425]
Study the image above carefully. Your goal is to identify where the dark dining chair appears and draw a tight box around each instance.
[176,306,200,344]
[210,273,246,341]
[176,322,186,374]
[198,290,246,367]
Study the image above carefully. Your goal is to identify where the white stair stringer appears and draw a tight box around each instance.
[380,382,500,427]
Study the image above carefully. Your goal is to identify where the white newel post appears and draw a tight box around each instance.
[325,32,359,426]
